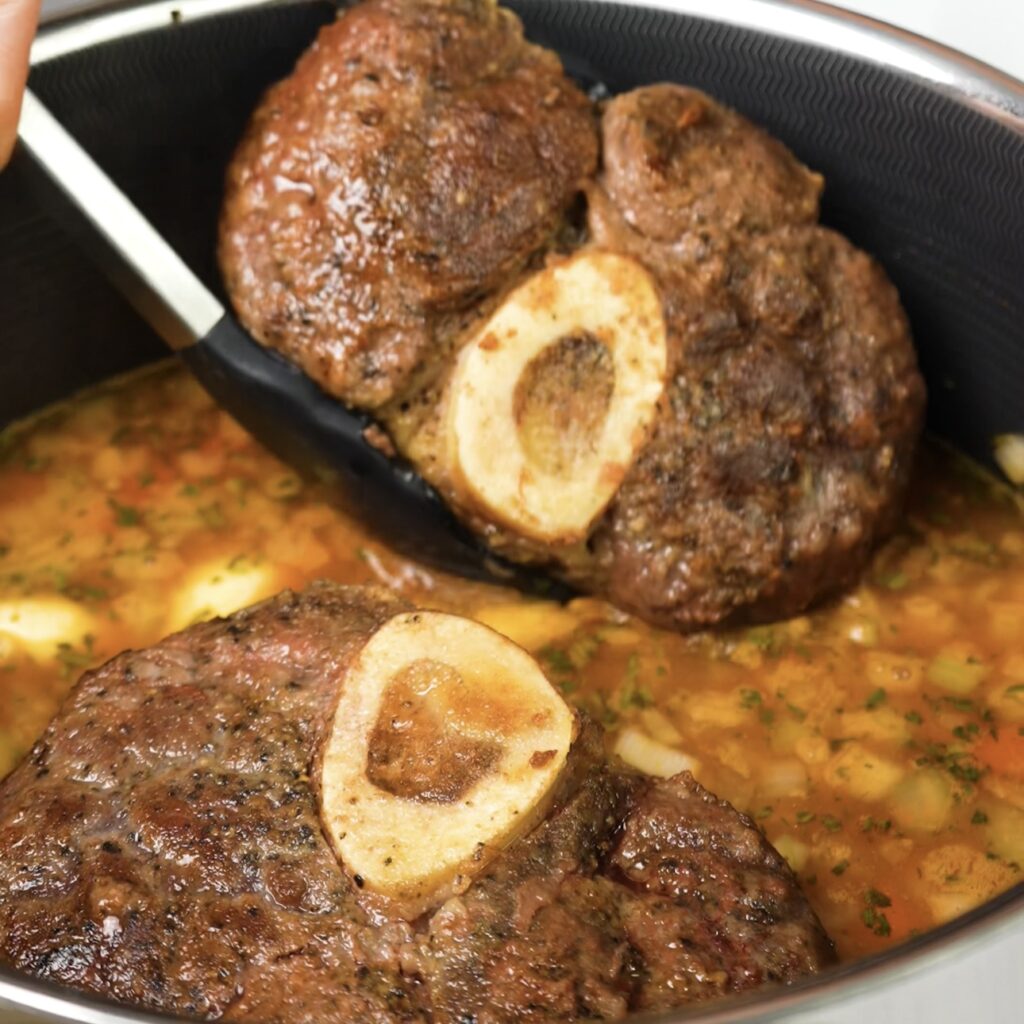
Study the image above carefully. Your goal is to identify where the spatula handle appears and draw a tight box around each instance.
[16,88,223,352]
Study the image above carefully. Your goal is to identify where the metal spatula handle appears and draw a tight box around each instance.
[17,88,223,352]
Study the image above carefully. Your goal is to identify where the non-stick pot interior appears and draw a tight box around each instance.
[3,0,1023,469]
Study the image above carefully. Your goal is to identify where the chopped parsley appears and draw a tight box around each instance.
[865,687,887,710]
[538,646,573,676]
[107,498,141,527]
[567,633,601,671]
[786,702,808,721]
[861,889,893,937]
[952,722,980,743]
[948,758,984,783]
[619,683,654,710]
[861,816,892,833]
[198,503,227,529]
[915,742,986,785]
[65,583,109,603]
[745,626,779,654]
[878,570,909,590]
[862,907,892,937]
[618,653,654,709]
[55,635,97,680]
[942,696,977,714]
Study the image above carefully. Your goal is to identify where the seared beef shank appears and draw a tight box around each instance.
[219,0,598,409]
[583,87,925,628]
[0,584,835,1021]
[220,1,925,632]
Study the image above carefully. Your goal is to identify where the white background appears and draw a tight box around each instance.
[833,0,1024,80]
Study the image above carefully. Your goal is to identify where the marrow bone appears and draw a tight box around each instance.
[445,251,667,542]
[319,610,576,918]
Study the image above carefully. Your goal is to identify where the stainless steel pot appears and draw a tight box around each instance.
[0,1,1022,1021]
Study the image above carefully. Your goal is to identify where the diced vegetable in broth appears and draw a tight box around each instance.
[0,362,1021,963]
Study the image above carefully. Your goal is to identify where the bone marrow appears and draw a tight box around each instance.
[320,609,576,918]
[445,252,667,542]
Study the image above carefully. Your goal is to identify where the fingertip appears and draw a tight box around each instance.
[0,0,42,168]
[0,91,22,169]
[0,134,15,170]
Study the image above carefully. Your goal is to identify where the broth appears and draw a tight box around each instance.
[0,362,1021,960]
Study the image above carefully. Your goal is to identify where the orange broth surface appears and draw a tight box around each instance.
[0,362,1022,962]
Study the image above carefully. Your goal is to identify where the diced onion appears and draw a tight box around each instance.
[925,654,988,694]
[168,556,280,632]
[613,727,698,779]
[824,743,903,801]
[772,834,809,873]
[473,602,579,651]
[994,434,1024,485]
[639,708,683,746]
[890,770,953,832]
[757,757,809,798]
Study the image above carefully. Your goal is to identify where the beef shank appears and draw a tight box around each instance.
[0,583,836,1021]
[219,0,926,632]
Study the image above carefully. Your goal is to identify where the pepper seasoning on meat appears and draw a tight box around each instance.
[220,0,925,633]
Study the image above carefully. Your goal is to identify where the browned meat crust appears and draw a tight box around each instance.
[0,584,408,1018]
[427,733,835,1021]
[599,83,823,238]
[219,0,598,409]
[586,175,925,628]
[220,1,925,632]
[0,584,835,1021]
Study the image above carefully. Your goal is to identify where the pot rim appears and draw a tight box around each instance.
[11,1,1024,1022]
[33,0,1024,129]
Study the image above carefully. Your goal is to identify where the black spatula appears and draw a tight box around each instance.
[16,88,537,588]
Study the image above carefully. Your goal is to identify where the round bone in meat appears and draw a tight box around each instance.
[319,610,576,918]
[445,251,667,543]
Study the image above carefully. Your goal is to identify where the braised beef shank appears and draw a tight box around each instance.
[0,584,835,1021]
[220,0,925,631]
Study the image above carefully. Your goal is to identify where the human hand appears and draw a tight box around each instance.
[1,0,42,166]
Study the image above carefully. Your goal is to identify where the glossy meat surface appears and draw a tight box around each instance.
[0,584,835,1021]
[599,83,823,239]
[221,1,924,631]
[383,81,925,630]
[219,0,598,409]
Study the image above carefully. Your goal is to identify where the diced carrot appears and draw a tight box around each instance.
[975,728,1024,779]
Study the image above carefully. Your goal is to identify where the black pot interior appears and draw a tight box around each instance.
[2,0,1022,477]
